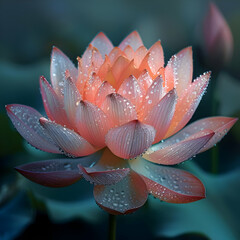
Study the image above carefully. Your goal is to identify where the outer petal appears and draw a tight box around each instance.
[40,76,69,127]
[78,149,129,185]
[165,72,210,138]
[118,75,145,109]
[40,118,96,157]
[147,41,164,75]
[134,46,148,68]
[6,104,60,153]
[163,117,238,154]
[95,81,115,107]
[15,158,94,188]
[129,157,205,203]
[143,89,177,143]
[90,32,114,57]
[144,129,214,165]
[137,69,153,91]
[93,170,148,215]
[123,45,135,60]
[138,76,164,120]
[64,76,82,125]
[165,47,193,96]
[50,47,77,96]
[84,73,102,102]
[119,31,143,51]
[108,47,125,64]
[105,120,156,159]
[76,100,114,147]
[101,93,137,126]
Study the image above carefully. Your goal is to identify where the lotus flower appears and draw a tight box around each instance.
[6,31,237,215]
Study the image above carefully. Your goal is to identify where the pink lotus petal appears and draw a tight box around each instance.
[111,56,130,83]
[116,60,140,89]
[101,93,137,126]
[78,148,129,185]
[123,45,135,60]
[93,170,148,215]
[97,55,111,80]
[118,75,145,109]
[78,165,129,185]
[40,76,70,127]
[92,47,104,72]
[143,89,177,144]
[76,100,114,147]
[165,47,193,96]
[138,76,164,120]
[129,157,205,203]
[165,72,211,138]
[81,44,94,76]
[165,117,237,153]
[105,120,156,159]
[95,81,115,107]
[134,46,148,68]
[15,158,95,188]
[144,129,214,165]
[64,76,82,125]
[6,104,61,153]
[137,69,153,91]
[84,73,102,102]
[90,32,114,57]
[50,47,77,96]
[108,47,125,64]
[40,118,96,157]
[147,41,164,75]
[119,31,143,51]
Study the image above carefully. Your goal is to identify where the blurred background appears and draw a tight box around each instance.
[0,0,240,239]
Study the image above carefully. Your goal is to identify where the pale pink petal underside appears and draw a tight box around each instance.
[40,76,70,127]
[78,148,129,185]
[165,72,211,138]
[118,75,145,109]
[84,73,102,102]
[108,47,125,64]
[15,158,95,188]
[6,104,61,153]
[101,93,137,126]
[123,45,135,60]
[93,170,148,215]
[119,31,143,51]
[165,47,193,96]
[138,76,164,120]
[165,117,238,153]
[95,81,115,107]
[130,157,205,203]
[50,47,77,96]
[90,32,114,57]
[143,89,177,143]
[144,129,214,165]
[64,76,82,125]
[76,101,113,147]
[40,118,96,157]
[134,46,148,68]
[137,69,153,92]
[147,41,164,75]
[105,120,156,159]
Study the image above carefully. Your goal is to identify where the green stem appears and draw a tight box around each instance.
[108,214,116,240]
[210,72,219,174]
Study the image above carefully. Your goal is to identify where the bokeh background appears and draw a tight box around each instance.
[0,0,240,239]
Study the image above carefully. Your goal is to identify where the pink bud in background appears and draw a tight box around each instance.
[203,2,233,69]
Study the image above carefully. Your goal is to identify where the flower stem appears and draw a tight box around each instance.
[108,214,116,240]
[210,72,219,174]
